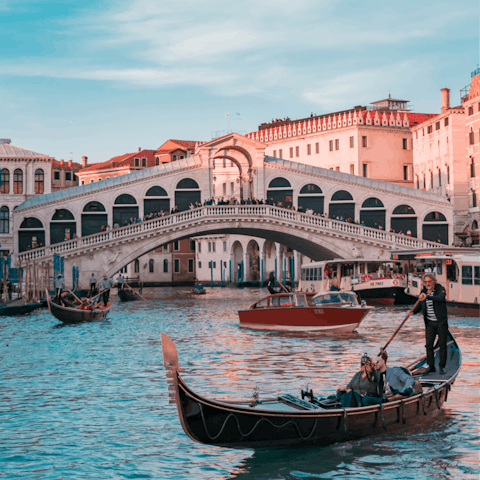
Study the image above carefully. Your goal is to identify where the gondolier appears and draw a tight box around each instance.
[89,273,97,295]
[101,274,115,306]
[406,274,448,375]
[54,274,64,301]
[116,273,124,291]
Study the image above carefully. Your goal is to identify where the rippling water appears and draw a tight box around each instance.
[0,287,478,479]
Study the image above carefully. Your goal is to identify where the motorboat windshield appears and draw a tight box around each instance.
[310,291,359,306]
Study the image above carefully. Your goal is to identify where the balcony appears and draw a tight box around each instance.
[460,84,470,103]
[472,67,480,78]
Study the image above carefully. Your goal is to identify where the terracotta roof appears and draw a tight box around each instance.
[51,159,83,170]
[154,139,198,155]
[360,110,437,126]
[80,150,155,172]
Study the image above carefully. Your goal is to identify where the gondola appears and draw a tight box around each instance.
[267,280,290,295]
[0,298,42,316]
[162,331,461,449]
[46,291,111,324]
[118,287,139,302]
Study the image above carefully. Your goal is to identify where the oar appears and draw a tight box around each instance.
[66,288,83,305]
[90,287,111,302]
[380,299,421,354]
[278,281,290,293]
[124,282,147,301]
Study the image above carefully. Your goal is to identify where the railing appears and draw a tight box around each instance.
[17,205,443,263]
[472,67,480,78]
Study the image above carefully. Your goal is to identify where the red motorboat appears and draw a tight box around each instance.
[238,291,373,332]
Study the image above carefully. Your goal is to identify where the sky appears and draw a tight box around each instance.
[0,0,478,165]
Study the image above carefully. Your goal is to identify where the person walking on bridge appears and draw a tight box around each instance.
[100,274,115,306]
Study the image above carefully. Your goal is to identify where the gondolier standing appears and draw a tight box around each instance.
[406,274,448,375]
[116,273,124,291]
[54,274,64,301]
[100,274,115,306]
[89,273,97,295]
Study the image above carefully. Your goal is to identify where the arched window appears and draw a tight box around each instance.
[393,205,415,215]
[1,169,10,194]
[20,217,43,229]
[35,169,44,194]
[114,194,137,204]
[331,190,353,201]
[268,178,291,188]
[0,206,9,234]
[424,212,447,222]
[52,209,75,220]
[163,259,168,273]
[146,186,168,196]
[299,184,322,194]
[149,259,154,273]
[361,197,384,208]
[83,201,106,212]
[13,169,23,194]
[471,158,476,178]
[82,201,107,237]
[176,178,199,189]
[134,259,140,273]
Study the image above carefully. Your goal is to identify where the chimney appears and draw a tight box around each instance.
[441,88,450,112]
[68,160,72,167]
[138,147,141,152]
[82,156,88,168]
[60,160,65,166]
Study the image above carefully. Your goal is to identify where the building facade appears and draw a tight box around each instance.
[0,139,82,255]
[412,69,480,245]
[244,97,436,187]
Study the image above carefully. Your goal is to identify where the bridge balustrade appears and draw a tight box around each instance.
[17,205,442,263]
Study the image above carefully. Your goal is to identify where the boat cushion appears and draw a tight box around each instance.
[278,394,321,410]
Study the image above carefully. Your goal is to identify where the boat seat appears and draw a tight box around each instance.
[313,398,342,409]
[278,394,321,410]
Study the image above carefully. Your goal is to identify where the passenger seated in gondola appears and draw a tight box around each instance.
[373,350,421,398]
[336,354,382,407]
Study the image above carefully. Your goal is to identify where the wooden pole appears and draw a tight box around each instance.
[380,299,421,353]
[124,282,147,301]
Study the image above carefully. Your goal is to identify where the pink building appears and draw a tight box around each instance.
[412,69,480,245]
[245,97,436,186]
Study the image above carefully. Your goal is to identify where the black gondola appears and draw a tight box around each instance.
[162,332,461,449]
[118,288,139,302]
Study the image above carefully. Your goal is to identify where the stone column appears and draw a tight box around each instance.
[275,243,283,283]
[230,253,235,282]
[243,252,249,282]
[294,250,302,283]
[259,251,265,285]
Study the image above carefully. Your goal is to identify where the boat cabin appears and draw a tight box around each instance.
[252,292,315,309]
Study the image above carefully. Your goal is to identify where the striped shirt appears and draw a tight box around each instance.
[426,293,437,321]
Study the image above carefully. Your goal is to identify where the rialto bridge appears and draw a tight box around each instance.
[13,133,452,287]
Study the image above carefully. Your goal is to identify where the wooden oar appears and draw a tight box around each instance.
[380,299,421,353]
[90,287,111,302]
[66,288,83,305]
[124,282,147,301]
[278,281,290,293]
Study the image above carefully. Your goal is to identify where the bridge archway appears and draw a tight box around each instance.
[50,209,76,244]
[82,201,107,236]
[329,190,355,220]
[360,197,385,229]
[114,194,138,226]
[423,211,448,244]
[267,177,293,207]
[298,183,324,214]
[144,186,170,216]
[19,217,44,252]
[175,178,201,212]
[391,204,417,237]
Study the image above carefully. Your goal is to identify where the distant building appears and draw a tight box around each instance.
[0,139,82,255]
[244,96,436,187]
[412,68,480,245]
[154,139,197,164]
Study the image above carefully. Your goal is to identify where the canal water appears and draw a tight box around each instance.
[0,287,478,480]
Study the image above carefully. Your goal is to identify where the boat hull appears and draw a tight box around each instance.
[0,302,42,316]
[118,289,138,302]
[353,286,415,306]
[238,306,369,331]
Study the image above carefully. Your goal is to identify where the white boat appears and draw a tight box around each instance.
[391,248,480,316]
[299,258,413,306]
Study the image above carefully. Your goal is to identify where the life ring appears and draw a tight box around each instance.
[362,274,372,283]
[393,280,399,286]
